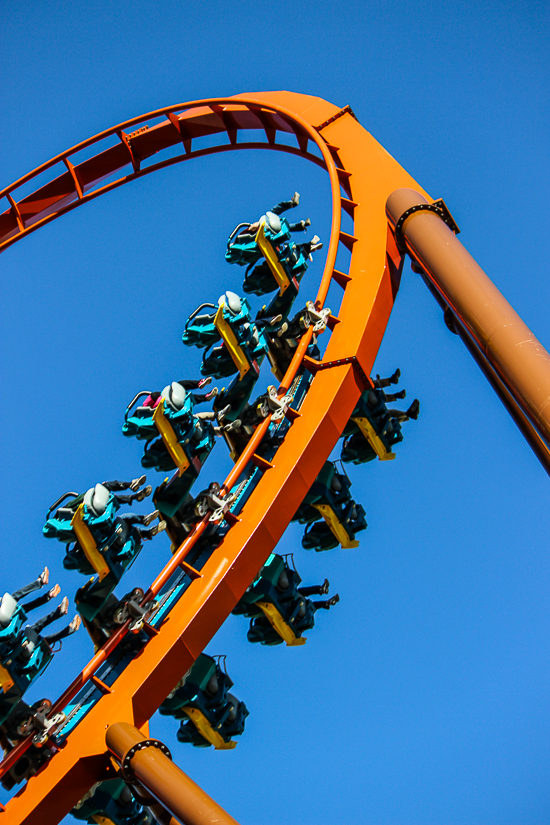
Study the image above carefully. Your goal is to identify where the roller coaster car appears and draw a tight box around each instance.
[44,488,144,583]
[154,479,232,529]
[182,292,253,349]
[75,585,157,647]
[0,630,54,728]
[218,384,292,460]
[293,461,353,525]
[255,279,301,332]
[0,596,26,657]
[213,369,259,425]
[43,488,118,544]
[302,500,367,552]
[341,387,404,463]
[122,380,198,441]
[159,654,248,749]
[72,779,153,824]
[200,320,267,381]
[140,403,215,476]
[242,235,309,298]
[233,553,310,646]
[264,302,329,379]
[243,261,280,296]
[0,698,65,789]
[225,212,293,267]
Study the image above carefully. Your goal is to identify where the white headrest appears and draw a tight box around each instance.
[162,381,186,411]
[265,211,281,233]
[84,483,110,517]
[221,291,241,315]
[0,593,17,626]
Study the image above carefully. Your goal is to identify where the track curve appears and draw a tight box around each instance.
[1,91,430,824]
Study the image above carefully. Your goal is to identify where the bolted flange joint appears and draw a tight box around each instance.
[121,739,172,782]
[394,198,460,254]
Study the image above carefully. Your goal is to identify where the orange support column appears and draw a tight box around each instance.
[386,188,550,458]
[106,723,240,825]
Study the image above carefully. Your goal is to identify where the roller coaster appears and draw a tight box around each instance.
[1,91,549,825]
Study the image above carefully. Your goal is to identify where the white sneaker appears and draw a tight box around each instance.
[135,485,153,502]
[150,521,167,537]
[309,236,323,253]
[130,475,147,491]
[68,615,81,634]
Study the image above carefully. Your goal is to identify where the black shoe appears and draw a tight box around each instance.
[390,368,401,385]
[320,578,330,595]
[407,399,420,420]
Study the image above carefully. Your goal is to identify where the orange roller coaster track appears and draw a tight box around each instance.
[1,91,549,825]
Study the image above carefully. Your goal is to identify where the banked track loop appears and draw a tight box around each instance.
[0,91,430,824]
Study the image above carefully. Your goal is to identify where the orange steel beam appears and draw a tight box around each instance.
[0,92,431,824]
[386,188,550,467]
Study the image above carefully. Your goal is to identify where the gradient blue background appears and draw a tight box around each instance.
[1,1,549,822]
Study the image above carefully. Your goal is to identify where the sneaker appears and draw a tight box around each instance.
[195,410,217,421]
[216,404,231,422]
[143,510,160,527]
[135,485,153,502]
[290,191,300,207]
[224,419,241,433]
[58,596,69,617]
[407,399,420,420]
[390,368,401,385]
[150,521,167,537]
[198,376,213,388]
[130,475,147,492]
[38,567,50,587]
[309,235,323,253]
[68,615,81,635]
[304,217,311,226]
[320,578,330,595]
[48,584,61,600]
[205,387,219,400]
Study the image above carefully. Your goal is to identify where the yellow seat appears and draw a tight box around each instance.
[256,600,307,646]
[153,400,191,476]
[312,503,360,549]
[182,707,237,750]
[71,505,111,581]
[255,222,293,295]
[352,415,396,461]
[0,662,14,694]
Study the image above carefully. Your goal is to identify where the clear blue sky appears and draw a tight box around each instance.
[1,1,549,823]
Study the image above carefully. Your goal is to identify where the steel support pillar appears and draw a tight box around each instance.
[105,723,240,825]
[386,188,550,463]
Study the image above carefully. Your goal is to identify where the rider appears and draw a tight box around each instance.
[235,192,311,243]
[141,376,216,410]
